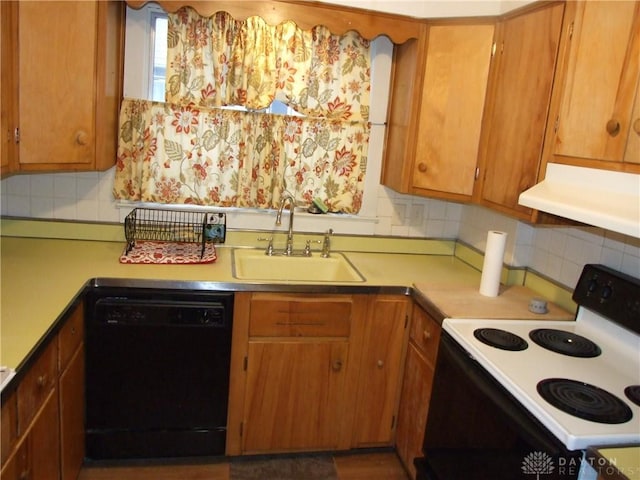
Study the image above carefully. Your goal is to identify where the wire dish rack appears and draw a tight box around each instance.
[123,208,226,261]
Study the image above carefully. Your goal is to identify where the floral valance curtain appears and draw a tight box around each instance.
[113,7,371,213]
[165,8,370,122]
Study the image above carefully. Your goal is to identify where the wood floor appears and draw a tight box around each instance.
[78,451,409,480]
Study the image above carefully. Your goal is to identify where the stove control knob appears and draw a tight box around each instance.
[601,284,613,301]
[587,278,599,294]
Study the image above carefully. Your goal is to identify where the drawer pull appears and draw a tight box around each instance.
[36,374,47,387]
[606,119,620,136]
[331,360,343,372]
[76,130,89,146]
[422,330,432,342]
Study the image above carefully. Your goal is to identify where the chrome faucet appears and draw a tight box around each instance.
[321,228,333,258]
[275,193,295,255]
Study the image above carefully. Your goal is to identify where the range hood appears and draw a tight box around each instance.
[518,163,640,238]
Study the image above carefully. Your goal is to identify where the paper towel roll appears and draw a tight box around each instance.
[479,230,507,297]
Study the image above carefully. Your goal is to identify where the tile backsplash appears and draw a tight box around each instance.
[2,169,639,289]
[459,205,640,288]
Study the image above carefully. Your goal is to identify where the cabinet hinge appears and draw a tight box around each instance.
[243,356,248,371]
[568,21,574,40]
[404,314,409,329]
[240,422,244,437]
[13,127,19,144]
[491,42,497,57]
[391,415,396,430]
[475,166,480,180]
[554,116,560,134]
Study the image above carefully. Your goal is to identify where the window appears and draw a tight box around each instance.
[122,4,393,223]
[150,12,167,101]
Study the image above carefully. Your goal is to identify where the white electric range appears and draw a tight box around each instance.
[443,310,640,450]
[417,264,639,480]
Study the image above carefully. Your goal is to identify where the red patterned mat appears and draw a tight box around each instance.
[119,241,218,264]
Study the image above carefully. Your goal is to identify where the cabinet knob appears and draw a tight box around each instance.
[377,360,384,368]
[36,374,47,387]
[75,131,89,146]
[19,470,29,480]
[331,360,343,372]
[606,119,621,137]
[422,330,431,342]
[633,118,640,136]
[417,162,427,173]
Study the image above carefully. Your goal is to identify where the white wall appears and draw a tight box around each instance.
[459,205,640,288]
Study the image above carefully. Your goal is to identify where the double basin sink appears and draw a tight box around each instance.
[232,248,365,283]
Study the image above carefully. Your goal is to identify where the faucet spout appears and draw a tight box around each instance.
[275,194,295,255]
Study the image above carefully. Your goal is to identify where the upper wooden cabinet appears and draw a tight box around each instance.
[0,2,18,176]
[474,2,565,220]
[542,1,640,171]
[1,0,124,177]
[382,21,495,202]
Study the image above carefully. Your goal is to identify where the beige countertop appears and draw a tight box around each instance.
[0,234,573,374]
[1,236,482,370]
[413,283,575,320]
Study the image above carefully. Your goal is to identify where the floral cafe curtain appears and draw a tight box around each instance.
[113,7,371,213]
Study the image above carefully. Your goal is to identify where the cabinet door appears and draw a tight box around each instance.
[242,340,349,453]
[18,1,97,167]
[0,1,17,176]
[623,80,640,165]
[353,295,408,446]
[59,346,84,480]
[1,390,60,480]
[0,389,18,466]
[412,23,494,199]
[552,1,640,165]
[16,1,123,173]
[28,390,60,480]
[475,2,564,218]
[395,343,433,480]
[395,304,441,478]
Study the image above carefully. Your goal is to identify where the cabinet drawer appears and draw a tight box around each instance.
[409,306,441,367]
[249,294,352,337]
[1,389,18,465]
[58,303,84,372]
[17,338,57,434]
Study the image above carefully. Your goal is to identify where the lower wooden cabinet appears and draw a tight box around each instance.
[59,343,84,480]
[1,389,60,480]
[0,301,84,480]
[395,303,442,479]
[353,295,409,447]
[243,340,350,452]
[227,292,409,455]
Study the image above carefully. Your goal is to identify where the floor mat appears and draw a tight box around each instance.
[230,455,338,480]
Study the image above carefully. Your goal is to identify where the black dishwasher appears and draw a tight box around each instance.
[84,287,234,460]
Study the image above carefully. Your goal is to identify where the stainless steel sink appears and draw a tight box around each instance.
[232,249,365,283]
